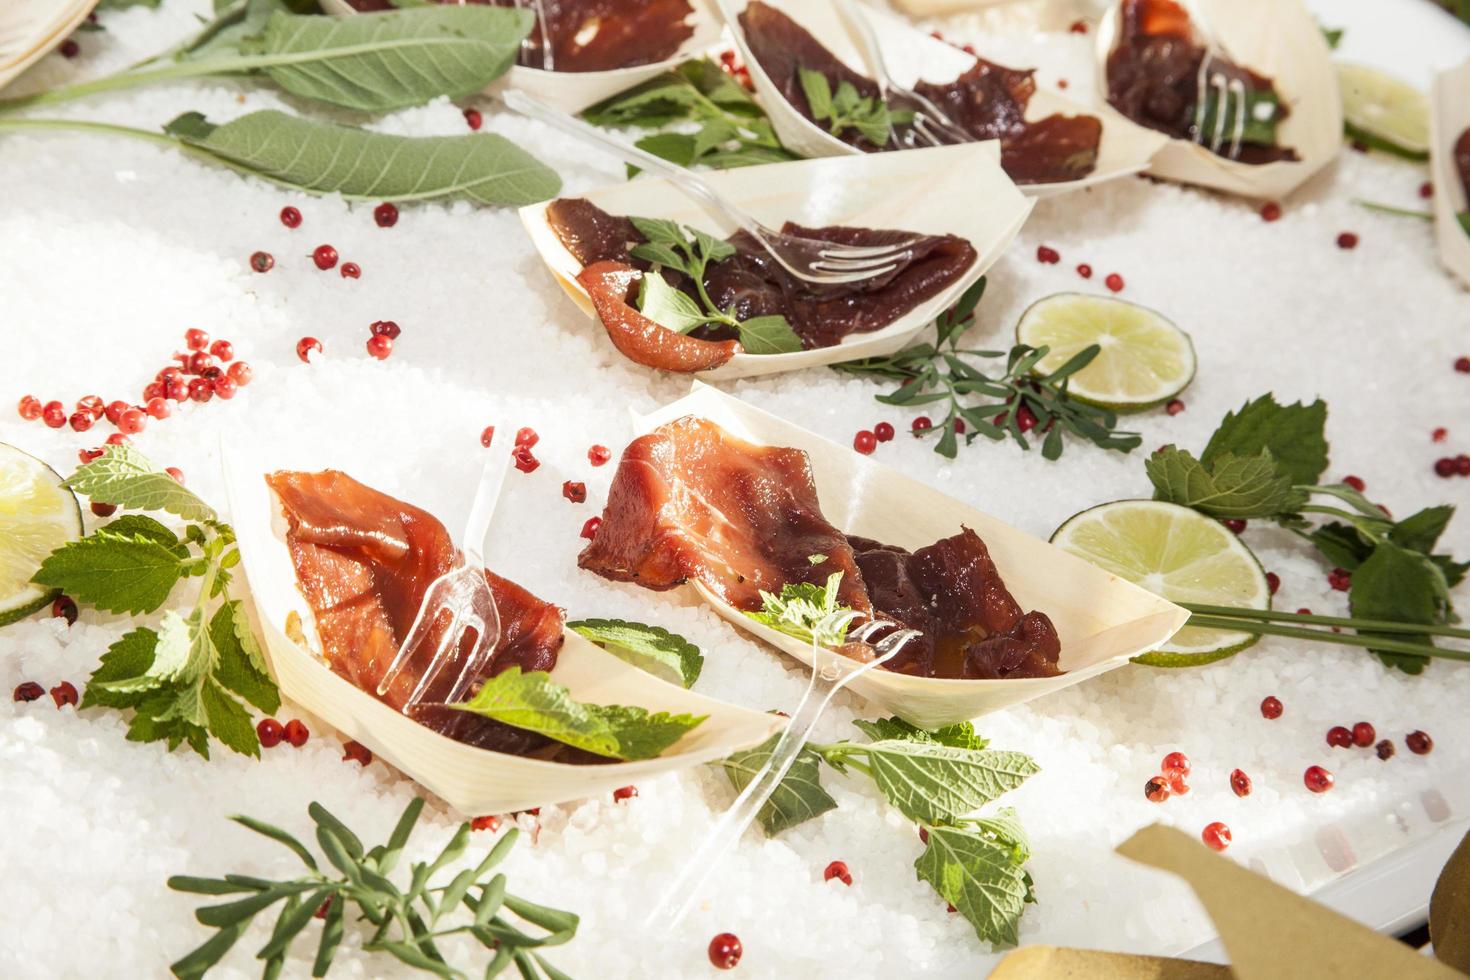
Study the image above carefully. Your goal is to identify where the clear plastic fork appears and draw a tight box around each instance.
[376,450,511,708]
[1183,0,1252,158]
[511,0,555,71]
[644,613,922,928]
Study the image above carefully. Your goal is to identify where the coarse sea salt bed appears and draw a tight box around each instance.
[2,1,1469,977]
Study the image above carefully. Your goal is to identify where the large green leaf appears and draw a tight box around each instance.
[251,7,531,112]
[722,734,837,836]
[915,826,1031,947]
[164,110,560,205]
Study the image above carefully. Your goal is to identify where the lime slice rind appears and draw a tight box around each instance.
[1016,293,1196,412]
[1050,499,1270,666]
[0,444,81,626]
[1336,62,1430,158]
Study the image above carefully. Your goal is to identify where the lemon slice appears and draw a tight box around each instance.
[1050,499,1269,666]
[1015,293,1195,412]
[1337,62,1430,159]
[0,444,82,626]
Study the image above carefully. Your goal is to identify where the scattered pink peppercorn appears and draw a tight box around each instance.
[50,681,79,709]
[1453,356,1470,373]
[1458,455,1470,477]
[228,361,253,387]
[1342,474,1365,492]
[464,107,483,130]
[853,430,877,454]
[911,416,932,433]
[374,202,398,227]
[708,933,742,970]
[279,206,302,229]
[257,718,284,748]
[1144,776,1170,802]
[1420,181,1434,198]
[1435,457,1457,478]
[1202,822,1231,851]
[588,444,611,465]
[515,427,539,448]
[52,595,77,625]
[580,516,601,540]
[612,785,638,802]
[823,860,853,885]
[1162,751,1189,777]
[1265,571,1280,595]
[1105,272,1125,292]
[472,815,501,832]
[1336,232,1359,250]
[17,395,42,421]
[1351,721,1376,747]
[91,501,117,518]
[42,401,67,428]
[145,397,171,420]
[370,320,401,339]
[513,445,540,473]
[340,262,361,280]
[283,719,310,747]
[312,244,338,270]
[296,336,323,363]
[118,408,147,435]
[250,251,274,273]
[1326,726,1353,748]
[1164,398,1185,416]
[314,897,333,919]
[1260,695,1283,719]
[60,38,80,58]
[1406,730,1433,754]
[562,481,587,503]
[1304,765,1334,793]
[953,418,966,434]
[1167,773,1190,796]
[78,395,105,419]
[106,433,130,447]
[166,467,185,485]
[919,827,929,844]
[874,421,895,442]
[1328,568,1352,592]
[1260,201,1282,222]
[188,378,213,403]
[78,448,104,465]
[366,334,394,360]
[1376,739,1395,760]
[479,426,496,449]
[13,682,44,702]
[342,740,373,766]
[103,399,127,425]
[1076,263,1092,278]
[68,411,93,433]
[214,376,239,400]
[1036,245,1060,264]
[1068,19,1087,33]
[1221,518,1246,534]
[1230,769,1251,797]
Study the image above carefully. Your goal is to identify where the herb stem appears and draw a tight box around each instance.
[1182,602,1470,640]
[1352,199,1434,220]
[1185,614,1466,662]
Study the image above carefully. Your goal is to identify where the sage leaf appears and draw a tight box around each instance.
[250,7,530,112]
[722,733,838,836]
[164,110,560,205]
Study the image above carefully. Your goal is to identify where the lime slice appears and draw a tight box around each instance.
[1015,293,1195,412]
[0,444,82,626]
[1050,499,1269,666]
[1336,62,1430,159]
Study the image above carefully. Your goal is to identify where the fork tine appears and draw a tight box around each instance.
[444,611,492,704]
[377,576,452,697]
[816,240,920,260]
[405,599,467,706]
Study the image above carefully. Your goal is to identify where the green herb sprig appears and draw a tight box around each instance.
[723,718,1038,946]
[568,618,704,688]
[835,280,1143,460]
[31,446,279,758]
[582,58,799,171]
[743,571,854,648]
[1146,394,1468,672]
[168,797,578,980]
[628,217,804,354]
[797,68,913,147]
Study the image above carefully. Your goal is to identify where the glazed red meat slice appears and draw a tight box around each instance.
[344,0,693,72]
[266,470,570,757]
[849,531,1061,679]
[546,197,976,358]
[737,1,1100,183]
[577,417,872,613]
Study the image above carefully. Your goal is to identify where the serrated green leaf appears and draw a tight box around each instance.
[722,733,837,836]
[568,619,704,688]
[858,741,1038,825]
[251,7,529,112]
[82,627,160,709]
[31,531,185,615]
[454,667,705,760]
[1145,446,1302,520]
[1308,522,1373,571]
[100,514,187,555]
[166,109,560,205]
[1349,542,1439,673]
[210,601,279,713]
[915,826,1030,947]
[852,717,987,751]
[202,680,260,758]
[1201,394,1328,487]
[1390,506,1454,556]
[65,446,215,520]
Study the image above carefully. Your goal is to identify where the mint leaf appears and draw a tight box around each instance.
[202,680,260,758]
[31,531,186,614]
[65,446,215,521]
[745,572,852,646]
[971,806,1031,860]
[852,717,987,751]
[568,619,704,688]
[1389,506,1454,555]
[211,602,280,714]
[82,628,161,710]
[915,826,1031,947]
[1349,543,1440,673]
[736,315,804,355]
[723,733,838,836]
[1201,395,1328,487]
[636,274,710,334]
[454,667,705,760]
[1308,522,1373,571]
[99,514,186,555]
[1145,446,1302,519]
[798,68,834,121]
[850,741,1038,826]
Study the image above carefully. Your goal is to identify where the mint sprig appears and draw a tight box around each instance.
[798,68,914,147]
[453,667,705,760]
[721,718,1038,947]
[567,618,704,688]
[743,571,853,647]
[32,446,278,758]
[628,217,804,355]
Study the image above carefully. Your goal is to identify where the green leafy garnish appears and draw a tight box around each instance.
[797,68,913,146]
[31,447,277,758]
[567,618,704,688]
[453,667,705,760]
[167,797,577,979]
[628,217,803,354]
[744,572,853,647]
[1200,394,1329,486]
[721,718,1038,947]
[1320,24,1344,48]
[1198,86,1284,148]
[1143,446,1301,520]
[583,58,800,171]
[835,279,1142,460]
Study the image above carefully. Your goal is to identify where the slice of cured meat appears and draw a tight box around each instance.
[576,261,740,372]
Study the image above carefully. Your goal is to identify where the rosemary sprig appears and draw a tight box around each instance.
[168,798,578,980]
[834,280,1143,460]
